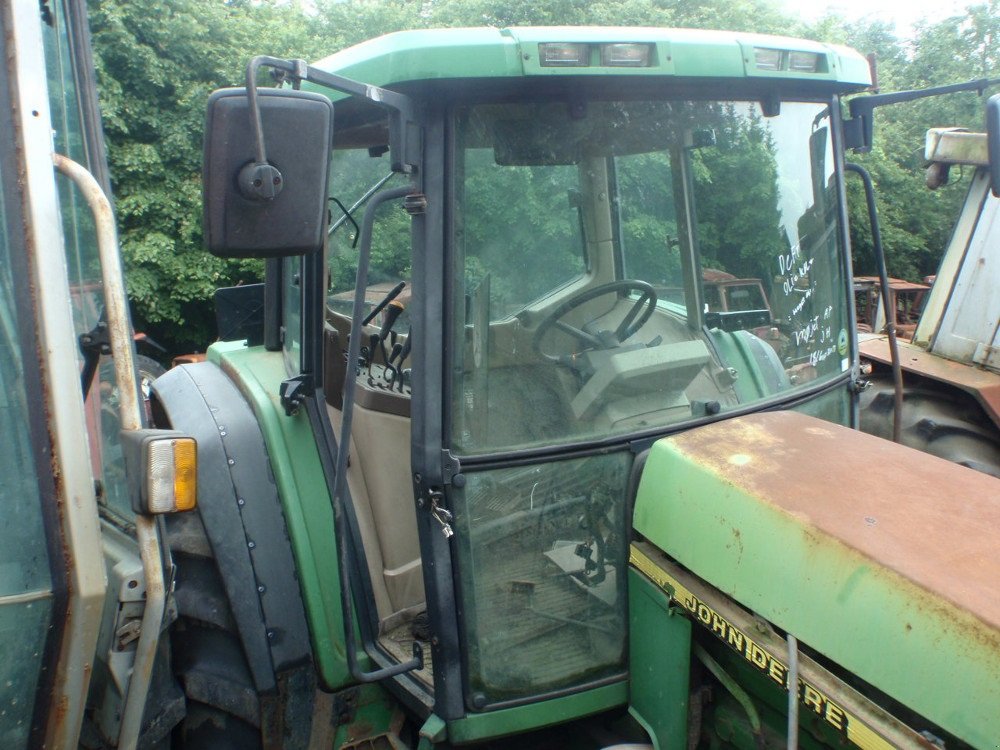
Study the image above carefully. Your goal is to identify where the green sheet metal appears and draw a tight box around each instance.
[632,409,1000,748]
[311,27,870,93]
[207,341,353,689]
[627,568,691,750]
[446,681,627,744]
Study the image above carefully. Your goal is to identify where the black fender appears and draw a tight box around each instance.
[151,361,312,693]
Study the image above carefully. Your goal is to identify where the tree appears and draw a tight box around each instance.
[90,0,324,353]
[91,0,998,356]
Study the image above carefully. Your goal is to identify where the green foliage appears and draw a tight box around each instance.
[90,0,326,352]
[90,0,999,356]
[311,0,791,44]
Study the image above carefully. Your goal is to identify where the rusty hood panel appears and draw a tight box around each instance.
[632,410,1000,746]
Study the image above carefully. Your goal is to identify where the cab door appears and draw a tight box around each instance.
[0,0,108,746]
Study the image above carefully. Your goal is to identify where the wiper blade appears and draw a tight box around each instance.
[328,171,395,236]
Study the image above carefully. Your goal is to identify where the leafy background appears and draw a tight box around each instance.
[87,0,1000,356]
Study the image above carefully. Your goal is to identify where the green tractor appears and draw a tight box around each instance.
[147,27,1000,748]
[1,1,196,748]
[6,2,1000,745]
[146,28,1000,748]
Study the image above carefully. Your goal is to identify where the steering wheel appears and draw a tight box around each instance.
[532,280,658,362]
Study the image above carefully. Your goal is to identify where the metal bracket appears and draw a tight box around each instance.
[279,374,312,416]
[79,320,112,395]
[246,55,421,175]
[403,192,428,215]
[843,76,1000,153]
[79,320,112,356]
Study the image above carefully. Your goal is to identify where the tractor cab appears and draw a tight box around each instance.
[298,29,863,718]
[192,26,892,745]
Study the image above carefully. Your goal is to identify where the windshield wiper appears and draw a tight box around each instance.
[328,171,396,237]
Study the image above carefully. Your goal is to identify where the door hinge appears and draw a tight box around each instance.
[403,192,428,215]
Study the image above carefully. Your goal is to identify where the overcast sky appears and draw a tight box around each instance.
[779,0,975,38]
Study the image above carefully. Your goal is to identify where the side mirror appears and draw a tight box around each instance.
[203,88,334,258]
[988,93,1000,197]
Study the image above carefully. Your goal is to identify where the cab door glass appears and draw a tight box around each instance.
[458,142,586,322]
[450,452,630,707]
[43,0,132,518]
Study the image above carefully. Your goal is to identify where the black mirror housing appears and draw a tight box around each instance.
[203,87,334,258]
[988,93,1000,197]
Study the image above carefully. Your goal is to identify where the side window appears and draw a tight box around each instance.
[617,102,847,381]
[616,151,681,294]
[282,255,301,373]
[326,146,408,321]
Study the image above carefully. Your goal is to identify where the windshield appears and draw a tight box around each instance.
[450,98,848,455]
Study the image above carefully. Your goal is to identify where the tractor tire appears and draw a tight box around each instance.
[151,362,317,748]
[859,372,1000,478]
[135,353,167,396]
[136,354,167,423]
[165,510,264,750]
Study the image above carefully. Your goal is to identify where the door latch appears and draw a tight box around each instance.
[428,493,454,539]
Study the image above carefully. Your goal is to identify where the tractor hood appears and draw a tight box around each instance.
[633,410,1000,747]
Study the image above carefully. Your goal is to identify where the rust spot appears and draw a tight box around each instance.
[172,352,207,367]
[731,527,744,562]
[49,694,70,735]
[346,719,374,738]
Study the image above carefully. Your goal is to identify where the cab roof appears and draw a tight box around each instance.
[312,26,872,91]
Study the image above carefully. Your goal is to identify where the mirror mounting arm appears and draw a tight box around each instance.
[246,55,420,176]
[843,76,1000,153]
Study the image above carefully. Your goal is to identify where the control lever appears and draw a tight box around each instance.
[362,281,405,326]
[384,342,404,388]
[366,333,379,375]
[387,341,404,365]
[397,328,412,363]
[378,334,389,369]
[396,330,412,392]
